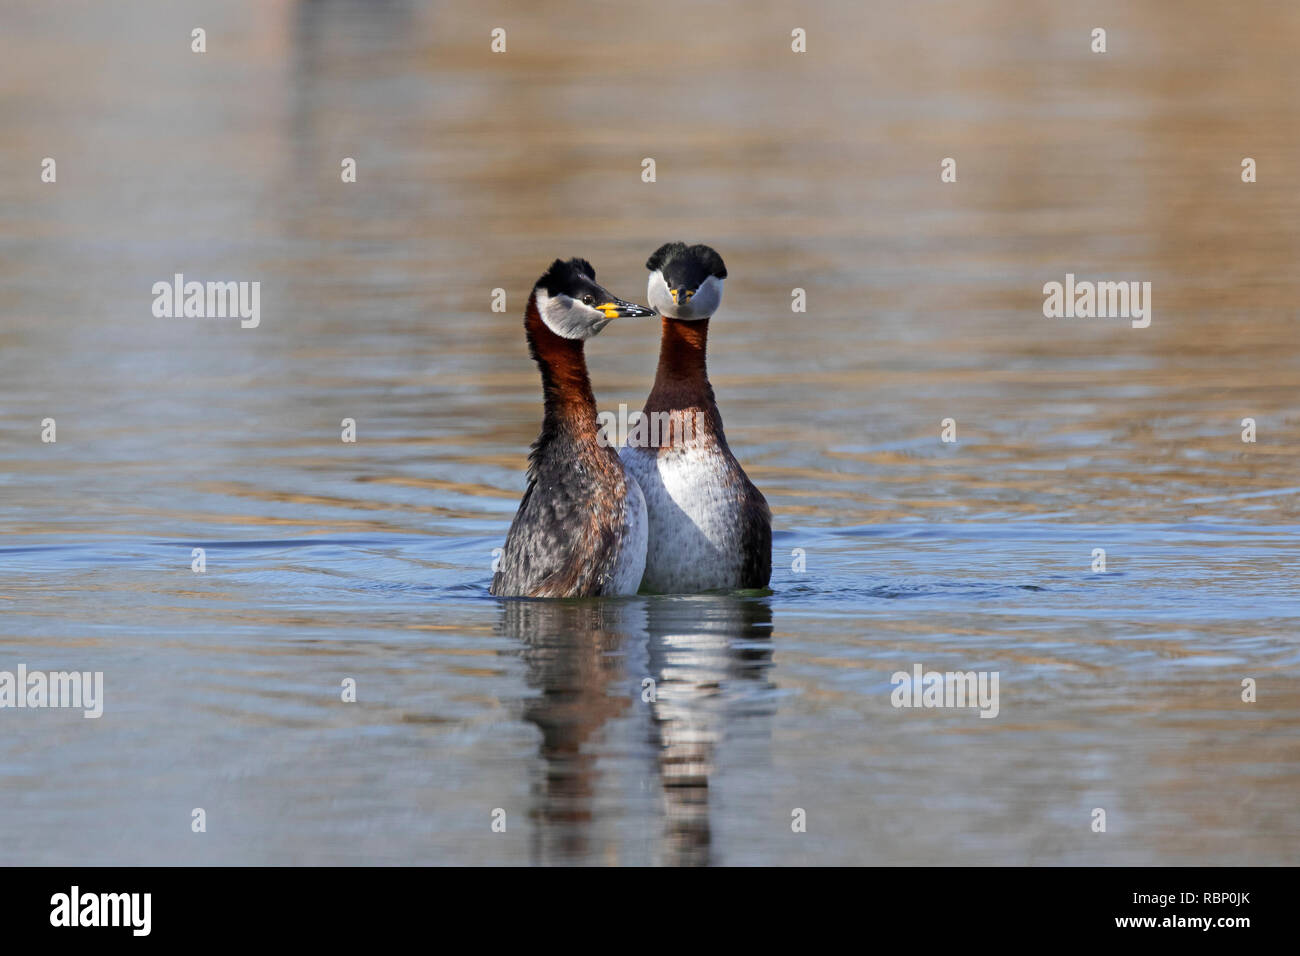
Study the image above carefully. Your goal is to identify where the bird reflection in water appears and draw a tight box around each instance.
[498,595,775,866]
[499,599,642,864]
[644,596,775,866]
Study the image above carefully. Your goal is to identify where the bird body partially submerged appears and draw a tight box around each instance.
[622,243,772,593]
[490,259,654,598]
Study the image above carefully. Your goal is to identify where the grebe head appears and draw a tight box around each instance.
[645,242,726,320]
[533,257,655,339]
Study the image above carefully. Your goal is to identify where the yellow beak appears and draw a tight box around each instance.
[594,300,656,319]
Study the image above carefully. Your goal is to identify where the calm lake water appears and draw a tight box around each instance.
[2,0,1298,865]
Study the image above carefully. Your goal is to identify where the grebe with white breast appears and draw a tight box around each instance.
[620,243,772,593]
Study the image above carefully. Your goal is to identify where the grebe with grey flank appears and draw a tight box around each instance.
[490,258,655,598]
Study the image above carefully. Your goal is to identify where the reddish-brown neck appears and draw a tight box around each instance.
[524,294,599,435]
[645,317,713,414]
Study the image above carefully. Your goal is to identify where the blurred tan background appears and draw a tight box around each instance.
[3,0,1298,529]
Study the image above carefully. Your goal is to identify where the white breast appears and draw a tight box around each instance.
[609,470,648,595]
[620,443,748,593]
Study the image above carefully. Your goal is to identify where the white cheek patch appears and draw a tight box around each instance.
[692,275,723,317]
[536,290,609,339]
[646,269,722,320]
[647,270,677,318]
[537,291,581,338]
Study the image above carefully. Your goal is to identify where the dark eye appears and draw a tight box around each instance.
[581,295,595,305]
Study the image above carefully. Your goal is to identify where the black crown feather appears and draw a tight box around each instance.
[646,242,727,281]
[536,257,596,295]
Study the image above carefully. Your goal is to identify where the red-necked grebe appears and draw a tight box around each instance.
[491,258,655,598]
[620,243,772,593]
